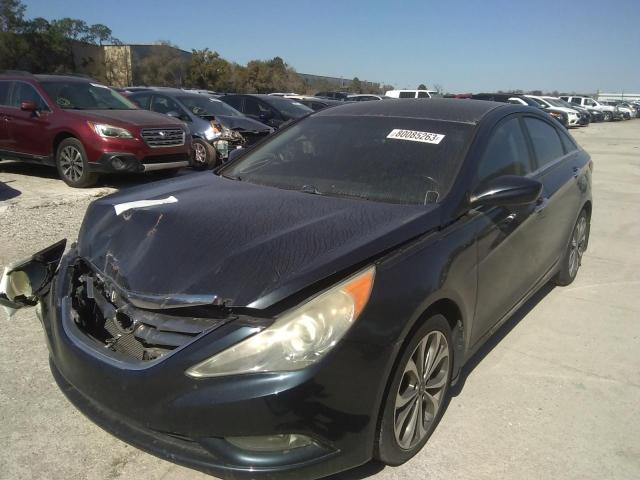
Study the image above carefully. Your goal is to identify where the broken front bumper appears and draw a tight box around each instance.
[38,250,391,479]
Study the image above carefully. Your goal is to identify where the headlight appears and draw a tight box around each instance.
[204,126,216,141]
[89,122,133,139]
[186,266,375,378]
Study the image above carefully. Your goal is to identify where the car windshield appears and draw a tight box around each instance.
[40,81,136,110]
[525,97,546,108]
[264,97,313,118]
[222,115,473,205]
[545,98,568,108]
[177,95,244,117]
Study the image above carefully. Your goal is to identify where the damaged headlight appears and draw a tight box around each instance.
[186,266,375,378]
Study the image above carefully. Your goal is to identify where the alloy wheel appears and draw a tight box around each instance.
[568,214,587,278]
[394,331,450,450]
[193,142,208,166]
[59,145,84,182]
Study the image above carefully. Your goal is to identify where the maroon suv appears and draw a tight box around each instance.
[0,74,192,187]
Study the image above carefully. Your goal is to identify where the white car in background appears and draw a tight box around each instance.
[385,89,438,99]
[560,96,620,121]
[600,101,633,120]
[345,94,390,101]
[526,95,581,126]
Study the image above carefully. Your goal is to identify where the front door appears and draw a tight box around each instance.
[4,81,51,157]
[471,116,547,345]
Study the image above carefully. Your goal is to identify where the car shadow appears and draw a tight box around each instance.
[328,283,556,480]
[450,281,556,396]
[0,179,21,201]
[0,160,197,191]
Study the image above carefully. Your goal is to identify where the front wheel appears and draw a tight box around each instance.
[55,138,98,188]
[192,138,217,170]
[555,209,590,286]
[375,314,453,466]
[603,111,612,122]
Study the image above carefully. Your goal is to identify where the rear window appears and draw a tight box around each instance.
[399,92,415,98]
[222,115,473,205]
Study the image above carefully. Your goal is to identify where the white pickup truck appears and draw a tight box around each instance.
[560,96,621,121]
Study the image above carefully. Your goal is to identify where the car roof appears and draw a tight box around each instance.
[314,98,510,124]
[33,74,94,83]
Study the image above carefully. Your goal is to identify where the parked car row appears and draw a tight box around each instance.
[2,71,636,188]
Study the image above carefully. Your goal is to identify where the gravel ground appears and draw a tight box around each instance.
[1,120,639,480]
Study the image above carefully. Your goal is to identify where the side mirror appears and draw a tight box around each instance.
[470,175,542,209]
[20,100,37,112]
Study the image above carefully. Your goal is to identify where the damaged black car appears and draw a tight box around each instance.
[1,99,592,479]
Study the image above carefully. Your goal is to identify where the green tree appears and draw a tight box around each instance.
[350,77,362,93]
[0,0,25,32]
[417,83,427,90]
[187,48,232,91]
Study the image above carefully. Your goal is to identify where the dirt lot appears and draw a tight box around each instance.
[1,120,639,480]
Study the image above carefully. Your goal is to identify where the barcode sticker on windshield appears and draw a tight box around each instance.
[387,129,445,144]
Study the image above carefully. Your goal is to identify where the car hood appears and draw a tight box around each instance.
[76,173,438,310]
[215,115,272,133]
[67,109,186,128]
[553,107,579,114]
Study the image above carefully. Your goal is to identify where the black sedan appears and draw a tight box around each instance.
[220,93,313,129]
[1,99,592,479]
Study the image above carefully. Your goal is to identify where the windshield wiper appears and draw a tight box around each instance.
[220,173,242,181]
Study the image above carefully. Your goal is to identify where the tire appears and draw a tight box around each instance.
[192,138,217,170]
[55,138,98,188]
[554,209,590,286]
[375,314,453,466]
[603,111,612,122]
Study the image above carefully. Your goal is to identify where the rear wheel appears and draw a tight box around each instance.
[55,138,98,188]
[375,314,452,466]
[555,209,589,286]
[192,138,216,170]
[603,111,612,122]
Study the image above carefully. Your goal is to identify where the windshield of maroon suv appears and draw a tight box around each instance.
[40,81,137,110]
[222,115,473,205]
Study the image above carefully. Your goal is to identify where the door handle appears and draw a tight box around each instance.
[534,197,549,214]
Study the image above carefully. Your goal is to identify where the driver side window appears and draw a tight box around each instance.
[476,117,532,185]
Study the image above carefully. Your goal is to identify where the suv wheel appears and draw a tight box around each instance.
[603,111,612,121]
[375,314,452,466]
[56,138,98,188]
[192,138,216,170]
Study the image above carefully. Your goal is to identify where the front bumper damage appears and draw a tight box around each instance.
[27,247,389,479]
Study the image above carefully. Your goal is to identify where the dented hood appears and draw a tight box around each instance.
[77,173,439,310]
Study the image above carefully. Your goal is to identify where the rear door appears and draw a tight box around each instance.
[4,81,51,157]
[522,116,587,270]
[0,80,14,150]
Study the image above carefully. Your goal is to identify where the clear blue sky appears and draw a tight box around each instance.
[23,0,640,93]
